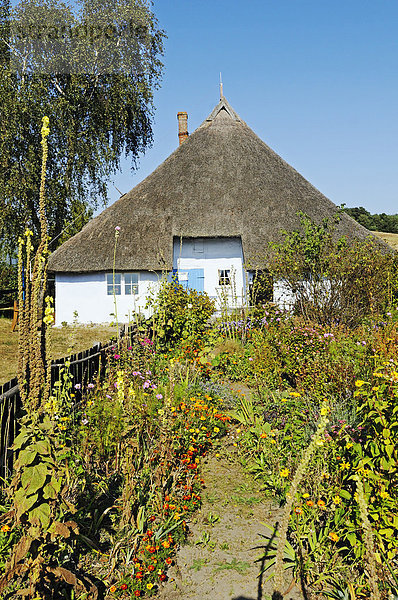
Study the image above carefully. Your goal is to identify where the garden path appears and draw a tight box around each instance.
[155,437,303,600]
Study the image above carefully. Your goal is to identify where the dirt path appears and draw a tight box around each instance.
[156,441,303,600]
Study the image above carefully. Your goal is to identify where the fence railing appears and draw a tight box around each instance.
[0,324,137,484]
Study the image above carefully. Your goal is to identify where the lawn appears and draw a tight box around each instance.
[0,318,117,385]
[374,230,398,250]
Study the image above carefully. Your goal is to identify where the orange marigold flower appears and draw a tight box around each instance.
[306,500,314,507]
[120,583,128,590]
[162,541,170,548]
[318,499,326,508]
[1,525,10,533]
[110,585,117,593]
[294,506,303,514]
[134,591,141,597]
[329,532,339,542]
[165,557,172,565]
[147,565,155,572]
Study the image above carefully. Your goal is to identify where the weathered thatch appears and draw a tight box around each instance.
[48,97,384,273]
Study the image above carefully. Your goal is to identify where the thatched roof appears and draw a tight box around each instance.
[49,97,384,273]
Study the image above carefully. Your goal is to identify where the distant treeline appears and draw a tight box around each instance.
[344,207,398,233]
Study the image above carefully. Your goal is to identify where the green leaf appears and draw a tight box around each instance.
[33,440,51,455]
[339,489,351,500]
[43,477,62,499]
[12,430,30,450]
[17,448,38,466]
[346,532,357,547]
[21,463,49,494]
[15,492,39,520]
[29,503,51,529]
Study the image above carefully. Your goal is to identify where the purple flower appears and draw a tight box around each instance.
[156,394,163,400]
[106,394,112,399]
[143,381,150,389]
[74,383,81,390]
[248,357,253,361]
[132,371,139,376]
[114,354,120,359]
[88,383,95,389]
[115,225,121,231]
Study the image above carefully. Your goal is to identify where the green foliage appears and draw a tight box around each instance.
[269,212,397,325]
[344,206,398,233]
[148,280,215,349]
[0,0,165,254]
[0,262,17,291]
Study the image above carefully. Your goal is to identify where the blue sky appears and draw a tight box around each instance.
[106,0,398,215]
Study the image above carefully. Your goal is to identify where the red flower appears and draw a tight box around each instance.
[165,557,172,565]
[147,565,155,572]
[134,592,141,597]
[120,583,128,590]
[135,572,143,580]
[159,573,167,581]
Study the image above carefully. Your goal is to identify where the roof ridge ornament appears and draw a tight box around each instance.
[220,72,223,100]
[206,95,241,123]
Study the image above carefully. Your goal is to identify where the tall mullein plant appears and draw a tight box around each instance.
[17,116,51,414]
[113,225,121,343]
[273,402,330,597]
[1,117,93,599]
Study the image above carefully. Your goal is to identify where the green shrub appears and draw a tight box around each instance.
[148,280,215,349]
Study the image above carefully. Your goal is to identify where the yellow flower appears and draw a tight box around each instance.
[213,427,220,433]
[109,585,117,593]
[333,495,341,505]
[1,525,10,533]
[280,468,290,478]
[320,406,329,416]
[289,391,301,397]
[339,461,350,470]
[380,489,390,499]
[302,493,310,498]
[329,532,339,542]
[355,380,366,387]
[147,583,154,590]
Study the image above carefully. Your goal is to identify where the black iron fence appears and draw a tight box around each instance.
[0,324,137,484]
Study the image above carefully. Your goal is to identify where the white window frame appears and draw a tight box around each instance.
[124,272,139,295]
[218,269,231,286]
[106,273,121,295]
[106,273,139,296]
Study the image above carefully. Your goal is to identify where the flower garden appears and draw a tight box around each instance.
[0,119,397,599]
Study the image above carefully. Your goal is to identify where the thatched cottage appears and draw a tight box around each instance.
[48,95,376,325]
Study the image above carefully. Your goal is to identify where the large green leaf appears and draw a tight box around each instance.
[15,492,39,521]
[29,503,51,529]
[21,463,49,494]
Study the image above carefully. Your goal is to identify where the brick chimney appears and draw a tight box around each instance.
[177,111,188,145]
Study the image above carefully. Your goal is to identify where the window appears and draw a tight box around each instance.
[125,273,139,295]
[107,273,121,295]
[218,269,231,286]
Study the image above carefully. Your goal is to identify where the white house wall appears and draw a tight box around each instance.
[54,272,162,326]
[173,237,247,308]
